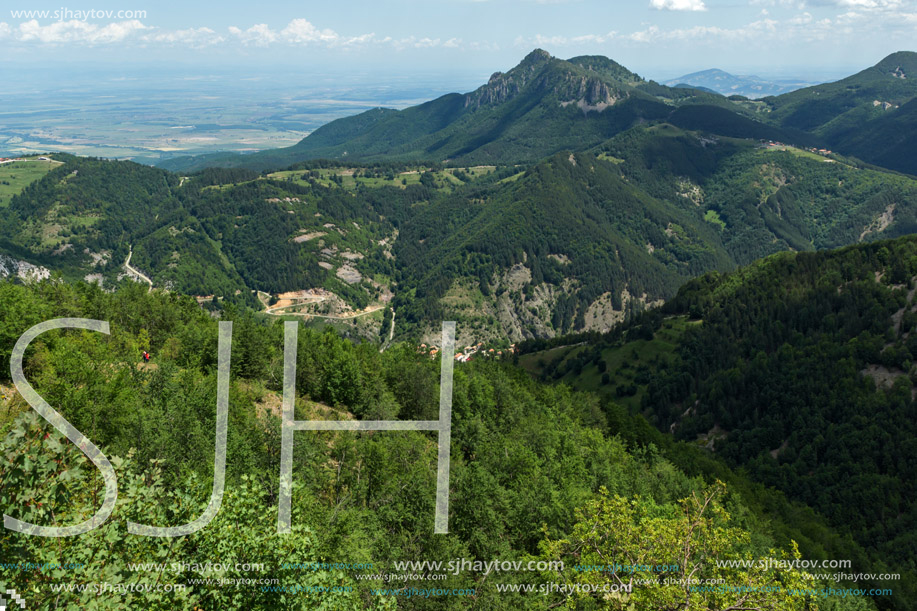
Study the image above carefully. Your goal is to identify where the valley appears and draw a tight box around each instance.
[3,46,917,611]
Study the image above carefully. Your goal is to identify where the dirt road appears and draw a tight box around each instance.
[124,247,153,291]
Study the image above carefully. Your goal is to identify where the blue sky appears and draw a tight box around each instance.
[2,0,915,81]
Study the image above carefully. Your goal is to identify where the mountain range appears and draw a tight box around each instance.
[3,47,917,611]
[158,49,815,172]
[519,233,917,609]
[663,68,818,98]
[158,49,917,176]
[3,49,917,345]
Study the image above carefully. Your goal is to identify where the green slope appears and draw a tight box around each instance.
[520,235,917,610]
[0,277,882,610]
[766,51,917,132]
[826,96,917,175]
[158,49,799,173]
[765,51,917,174]
[603,124,917,263]
[10,133,917,345]
[392,150,732,341]
[0,156,405,312]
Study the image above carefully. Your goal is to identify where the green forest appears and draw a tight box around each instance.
[520,235,917,610]
[0,278,878,609]
[5,123,917,346]
[2,46,917,610]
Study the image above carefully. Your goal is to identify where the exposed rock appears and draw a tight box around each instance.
[861,364,907,389]
[0,254,51,282]
[293,230,326,243]
[336,265,363,284]
[860,203,896,241]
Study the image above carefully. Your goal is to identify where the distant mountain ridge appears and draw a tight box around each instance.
[7,50,917,343]
[158,49,917,176]
[766,50,917,174]
[520,234,917,609]
[663,68,818,98]
[158,49,800,172]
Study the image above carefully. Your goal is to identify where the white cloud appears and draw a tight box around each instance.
[750,0,806,6]
[467,40,500,51]
[533,34,576,45]
[571,31,617,43]
[516,4,917,51]
[227,19,382,47]
[343,33,376,45]
[143,27,224,48]
[628,25,661,42]
[650,0,707,11]
[280,18,339,44]
[389,36,445,49]
[625,17,779,43]
[517,30,616,46]
[228,23,278,46]
[836,10,863,19]
[15,19,147,44]
[810,0,903,7]
[0,16,475,52]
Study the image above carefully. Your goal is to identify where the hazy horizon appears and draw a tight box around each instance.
[3,0,913,77]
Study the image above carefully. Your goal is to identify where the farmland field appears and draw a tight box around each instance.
[0,158,62,207]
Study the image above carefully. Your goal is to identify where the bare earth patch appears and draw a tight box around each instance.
[336,265,363,284]
[861,364,906,389]
[293,230,326,243]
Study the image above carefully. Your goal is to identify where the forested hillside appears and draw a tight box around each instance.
[520,234,917,609]
[0,278,883,610]
[392,150,731,342]
[157,49,804,173]
[0,156,410,314]
[604,124,917,263]
[157,50,917,179]
[764,51,917,174]
[5,128,917,346]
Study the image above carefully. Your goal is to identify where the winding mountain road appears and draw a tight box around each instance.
[124,247,153,291]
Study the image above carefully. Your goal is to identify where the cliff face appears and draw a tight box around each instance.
[463,49,630,113]
[463,49,553,109]
[0,254,51,282]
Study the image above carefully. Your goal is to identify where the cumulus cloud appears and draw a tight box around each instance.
[650,0,707,11]
[226,19,385,47]
[528,8,916,49]
[789,11,814,23]
[15,19,148,44]
[812,0,903,6]
[228,23,278,46]
[750,0,806,7]
[280,18,339,44]
[608,17,783,44]
[143,27,224,48]
[0,16,466,51]
[518,30,616,46]
[387,36,445,49]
